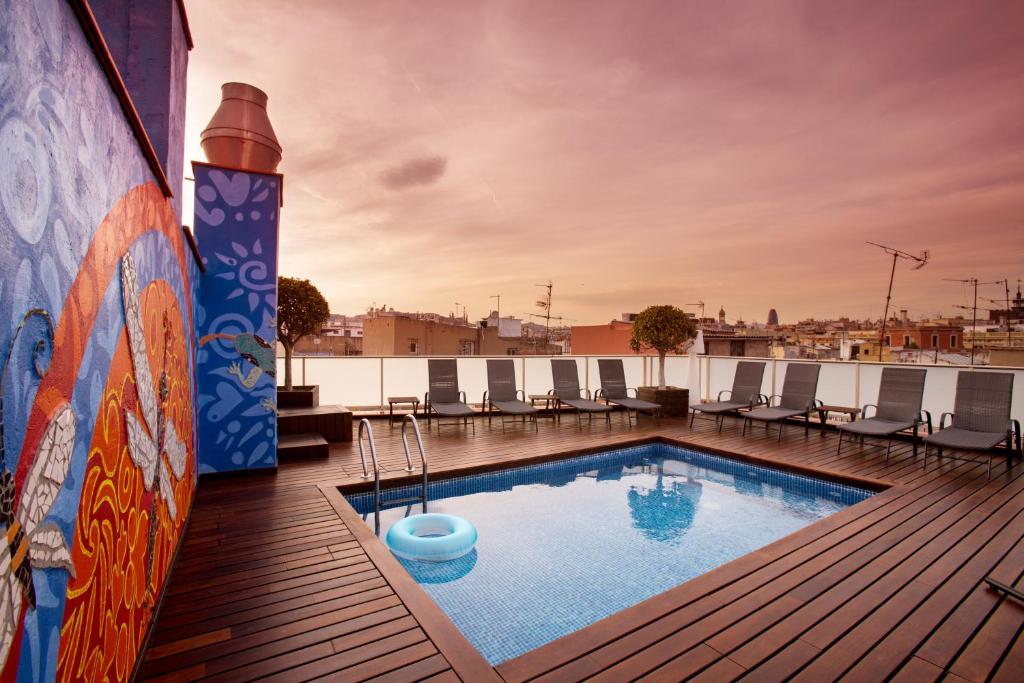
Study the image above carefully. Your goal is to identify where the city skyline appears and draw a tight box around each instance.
[184,0,1023,325]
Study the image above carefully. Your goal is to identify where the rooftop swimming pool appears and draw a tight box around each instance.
[345,442,874,665]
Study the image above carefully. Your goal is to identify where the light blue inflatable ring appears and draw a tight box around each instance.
[386,513,477,562]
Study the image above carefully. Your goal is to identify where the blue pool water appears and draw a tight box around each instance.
[346,443,873,665]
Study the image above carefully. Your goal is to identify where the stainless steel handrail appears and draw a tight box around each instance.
[401,415,428,514]
[357,418,380,480]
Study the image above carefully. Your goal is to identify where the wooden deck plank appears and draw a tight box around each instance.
[139,414,1024,682]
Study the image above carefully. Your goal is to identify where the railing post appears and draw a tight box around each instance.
[379,357,384,411]
[771,358,777,397]
[520,356,526,395]
[584,356,589,395]
[854,360,861,409]
[301,357,306,386]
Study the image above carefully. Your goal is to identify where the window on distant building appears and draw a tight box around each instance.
[884,335,891,346]
[931,334,938,348]
[950,335,957,348]
[903,335,911,347]
[506,348,518,355]
[457,340,475,355]
[408,339,419,354]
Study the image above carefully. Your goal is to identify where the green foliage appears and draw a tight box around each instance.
[629,305,697,355]
[277,277,330,390]
[277,277,331,347]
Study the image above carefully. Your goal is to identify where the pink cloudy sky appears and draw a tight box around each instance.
[182,0,1024,325]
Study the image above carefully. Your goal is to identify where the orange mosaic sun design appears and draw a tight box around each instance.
[56,280,194,683]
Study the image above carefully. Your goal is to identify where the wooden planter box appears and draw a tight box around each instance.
[277,385,319,409]
[637,386,689,417]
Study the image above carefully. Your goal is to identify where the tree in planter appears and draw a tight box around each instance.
[278,276,330,390]
[629,305,698,390]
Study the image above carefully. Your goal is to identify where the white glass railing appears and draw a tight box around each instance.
[277,355,1024,425]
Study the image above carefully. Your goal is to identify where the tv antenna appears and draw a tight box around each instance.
[535,281,553,342]
[944,278,1000,365]
[490,294,501,321]
[867,242,929,361]
[687,301,706,319]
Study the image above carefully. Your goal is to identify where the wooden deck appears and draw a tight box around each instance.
[138,412,1024,682]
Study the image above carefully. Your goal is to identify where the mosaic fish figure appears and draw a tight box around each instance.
[121,253,188,596]
[0,311,76,670]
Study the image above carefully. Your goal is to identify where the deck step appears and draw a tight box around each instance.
[277,432,329,459]
[277,404,353,442]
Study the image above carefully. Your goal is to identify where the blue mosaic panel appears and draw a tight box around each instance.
[194,166,280,473]
[347,443,874,665]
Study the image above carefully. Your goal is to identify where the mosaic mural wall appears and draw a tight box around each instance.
[194,165,281,474]
[0,1,196,680]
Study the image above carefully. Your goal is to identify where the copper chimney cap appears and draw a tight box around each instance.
[200,82,283,173]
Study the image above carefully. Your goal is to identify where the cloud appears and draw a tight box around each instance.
[379,155,448,190]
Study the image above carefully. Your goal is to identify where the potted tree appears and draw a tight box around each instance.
[630,304,697,416]
[277,276,330,408]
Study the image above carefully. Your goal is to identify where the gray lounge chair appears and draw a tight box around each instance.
[689,361,767,431]
[742,363,821,442]
[484,359,538,432]
[551,359,612,428]
[923,371,1020,478]
[595,359,661,426]
[838,367,931,461]
[425,359,476,433]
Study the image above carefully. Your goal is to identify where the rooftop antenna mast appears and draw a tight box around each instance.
[944,277,1000,365]
[536,281,553,343]
[490,294,500,321]
[687,301,705,319]
[867,241,929,361]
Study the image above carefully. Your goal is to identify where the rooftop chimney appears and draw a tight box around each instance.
[201,82,282,173]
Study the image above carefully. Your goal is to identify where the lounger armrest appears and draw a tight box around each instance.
[458,390,467,403]
[482,391,489,412]
[517,389,526,402]
[768,394,782,407]
[583,389,592,400]
[594,388,606,399]
[920,410,933,434]
[717,389,733,401]
[628,388,638,398]
[757,393,769,407]
[939,412,954,429]
[862,404,878,419]
[1010,419,1021,453]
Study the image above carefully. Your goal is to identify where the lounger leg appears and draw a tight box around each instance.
[689,410,696,429]
[922,443,928,471]
[836,429,843,455]
[606,411,612,430]
[778,422,784,443]
[742,418,748,436]
[912,424,919,457]
[885,439,892,463]
[718,414,725,433]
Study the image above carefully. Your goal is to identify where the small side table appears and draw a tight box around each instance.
[529,394,558,420]
[817,405,860,434]
[387,396,420,426]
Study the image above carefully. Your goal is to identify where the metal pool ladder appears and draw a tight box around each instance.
[357,417,428,535]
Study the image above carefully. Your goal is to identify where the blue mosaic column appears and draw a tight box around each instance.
[193,163,281,473]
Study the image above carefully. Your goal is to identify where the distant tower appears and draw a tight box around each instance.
[718,306,726,325]
[767,308,779,326]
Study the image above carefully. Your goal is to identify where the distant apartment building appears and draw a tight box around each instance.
[361,309,560,356]
[570,314,773,357]
[323,313,364,338]
[363,311,478,356]
[883,324,963,352]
